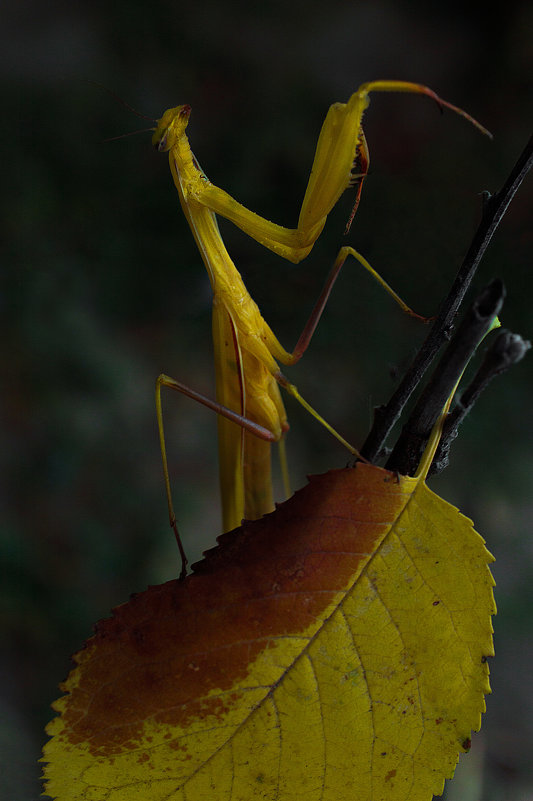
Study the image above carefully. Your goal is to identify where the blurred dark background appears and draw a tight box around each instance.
[2,0,532,798]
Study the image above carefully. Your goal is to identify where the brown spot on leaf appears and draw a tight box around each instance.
[57,466,413,758]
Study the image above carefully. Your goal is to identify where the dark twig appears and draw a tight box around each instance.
[429,330,531,475]
[386,280,506,476]
[361,134,533,463]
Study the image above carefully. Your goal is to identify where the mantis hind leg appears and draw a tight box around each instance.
[155,375,188,579]
[156,373,276,576]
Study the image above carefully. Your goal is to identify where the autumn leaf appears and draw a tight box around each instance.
[42,463,495,801]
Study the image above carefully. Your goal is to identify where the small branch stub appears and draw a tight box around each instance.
[429,330,531,474]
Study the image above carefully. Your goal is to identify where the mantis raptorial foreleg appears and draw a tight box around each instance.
[181,81,490,265]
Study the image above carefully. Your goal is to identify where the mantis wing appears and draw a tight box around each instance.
[213,296,290,531]
[212,297,246,532]
[239,351,287,526]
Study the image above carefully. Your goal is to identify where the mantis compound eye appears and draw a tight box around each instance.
[156,132,168,152]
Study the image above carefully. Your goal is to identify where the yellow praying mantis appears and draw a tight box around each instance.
[151,80,490,572]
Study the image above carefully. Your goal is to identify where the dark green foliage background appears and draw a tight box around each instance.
[2,1,532,798]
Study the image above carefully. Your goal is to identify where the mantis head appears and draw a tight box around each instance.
[152,104,192,152]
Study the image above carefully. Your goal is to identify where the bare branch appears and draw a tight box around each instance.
[361,134,533,463]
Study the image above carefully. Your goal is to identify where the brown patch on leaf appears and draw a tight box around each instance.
[57,466,413,757]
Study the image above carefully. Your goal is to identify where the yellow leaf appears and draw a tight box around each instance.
[42,464,495,800]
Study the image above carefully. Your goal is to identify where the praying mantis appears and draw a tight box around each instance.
[152,80,490,569]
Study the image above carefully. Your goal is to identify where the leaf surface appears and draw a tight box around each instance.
[43,464,495,801]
